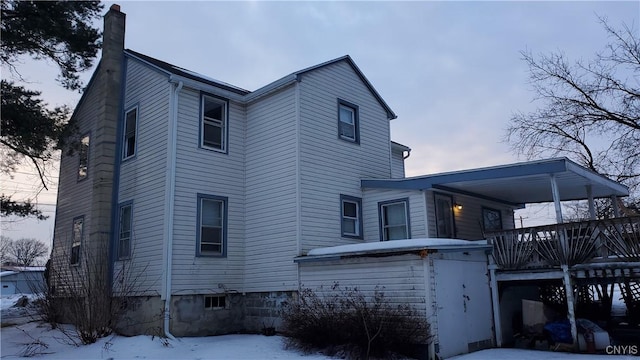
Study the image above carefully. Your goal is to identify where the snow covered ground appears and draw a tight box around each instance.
[1,294,637,359]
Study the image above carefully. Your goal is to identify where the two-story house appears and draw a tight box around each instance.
[51,5,634,359]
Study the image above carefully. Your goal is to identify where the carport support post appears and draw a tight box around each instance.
[488,260,502,347]
[586,185,596,220]
[561,265,579,350]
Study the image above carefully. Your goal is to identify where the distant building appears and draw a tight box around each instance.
[0,267,46,295]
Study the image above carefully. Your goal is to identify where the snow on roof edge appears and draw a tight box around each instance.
[305,238,490,257]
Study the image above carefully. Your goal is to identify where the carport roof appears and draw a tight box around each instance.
[362,157,629,207]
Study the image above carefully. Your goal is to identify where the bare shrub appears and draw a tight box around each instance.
[282,284,431,359]
[45,242,158,345]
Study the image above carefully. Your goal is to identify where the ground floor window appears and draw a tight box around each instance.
[379,199,410,241]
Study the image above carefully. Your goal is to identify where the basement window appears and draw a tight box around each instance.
[204,295,226,310]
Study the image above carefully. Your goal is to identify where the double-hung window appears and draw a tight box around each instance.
[197,194,228,256]
[118,203,133,260]
[379,199,410,241]
[338,99,359,143]
[201,95,228,152]
[71,217,84,265]
[123,107,138,159]
[77,134,90,181]
[341,195,362,238]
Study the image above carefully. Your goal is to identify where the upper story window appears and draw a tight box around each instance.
[338,99,359,143]
[434,193,455,238]
[341,195,363,239]
[123,107,138,159]
[71,216,84,265]
[77,134,90,181]
[379,199,410,241]
[118,202,133,260]
[201,94,228,152]
[197,194,228,257]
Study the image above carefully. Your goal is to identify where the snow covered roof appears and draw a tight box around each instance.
[296,238,492,262]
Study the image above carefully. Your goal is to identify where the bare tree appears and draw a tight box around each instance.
[8,237,48,266]
[506,18,639,213]
[0,235,12,264]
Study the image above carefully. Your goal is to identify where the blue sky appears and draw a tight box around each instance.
[1,1,638,245]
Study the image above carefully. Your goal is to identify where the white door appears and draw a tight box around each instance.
[434,259,467,358]
[1,281,17,295]
[434,259,493,359]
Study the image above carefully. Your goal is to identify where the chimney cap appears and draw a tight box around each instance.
[110,4,121,12]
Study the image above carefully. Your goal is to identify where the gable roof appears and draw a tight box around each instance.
[295,55,397,120]
[123,51,396,119]
[124,49,250,95]
[362,157,629,206]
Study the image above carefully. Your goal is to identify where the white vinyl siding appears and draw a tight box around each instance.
[117,57,172,293]
[171,86,245,294]
[390,147,406,178]
[51,66,99,287]
[244,84,298,292]
[298,60,392,252]
[298,255,428,316]
[425,190,515,240]
[363,188,427,241]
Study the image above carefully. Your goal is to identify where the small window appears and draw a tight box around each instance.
[197,194,228,256]
[482,207,503,231]
[71,217,84,265]
[201,95,228,152]
[77,134,90,181]
[123,107,138,159]
[341,195,362,238]
[118,203,133,260]
[338,99,359,143]
[204,295,226,310]
[379,199,410,241]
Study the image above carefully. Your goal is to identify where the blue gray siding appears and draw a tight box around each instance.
[244,85,299,292]
[298,61,393,253]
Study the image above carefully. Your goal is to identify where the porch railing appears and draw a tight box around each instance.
[486,216,640,270]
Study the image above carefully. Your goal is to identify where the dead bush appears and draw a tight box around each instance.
[282,284,431,359]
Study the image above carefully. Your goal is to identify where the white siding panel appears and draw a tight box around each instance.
[298,61,393,253]
[391,148,406,178]
[117,58,171,293]
[51,72,101,276]
[244,85,298,292]
[299,255,428,315]
[171,87,246,294]
[425,190,516,240]
[362,188,427,241]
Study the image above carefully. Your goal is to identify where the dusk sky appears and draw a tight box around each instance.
[1,1,638,246]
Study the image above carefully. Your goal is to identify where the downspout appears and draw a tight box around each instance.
[163,80,183,339]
